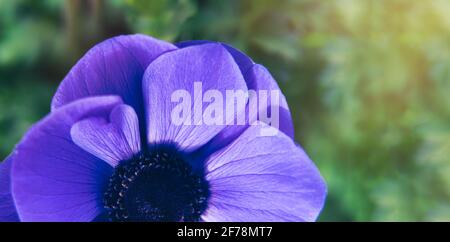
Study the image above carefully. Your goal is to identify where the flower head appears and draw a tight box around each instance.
[0,34,326,222]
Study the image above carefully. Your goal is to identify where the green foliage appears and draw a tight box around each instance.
[0,0,449,221]
[114,0,196,41]
[0,78,55,157]
[0,0,63,66]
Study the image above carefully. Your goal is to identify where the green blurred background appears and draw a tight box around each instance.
[1,0,449,221]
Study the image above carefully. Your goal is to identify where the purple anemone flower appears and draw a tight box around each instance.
[0,34,326,222]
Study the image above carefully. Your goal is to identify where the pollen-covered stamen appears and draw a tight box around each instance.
[103,146,209,222]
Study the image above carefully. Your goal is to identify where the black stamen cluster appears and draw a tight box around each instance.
[103,146,209,222]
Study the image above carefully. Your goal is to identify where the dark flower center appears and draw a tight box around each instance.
[103,145,209,222]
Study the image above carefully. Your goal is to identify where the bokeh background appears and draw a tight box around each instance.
[1,0,449,221]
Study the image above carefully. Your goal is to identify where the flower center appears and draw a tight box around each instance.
[103,145,209,222]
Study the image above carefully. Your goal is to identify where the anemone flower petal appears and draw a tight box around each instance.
[51,34,176,140]
[176,42,293,136]
[201,123,327,222]
[12,96,123,222]
[143,43,248,152]
[244,64,294,139]
[52,34,176,111]
[0,155,19,222]
[176,40,255,76]
[176,42,294,159]
[71,104,141,167]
